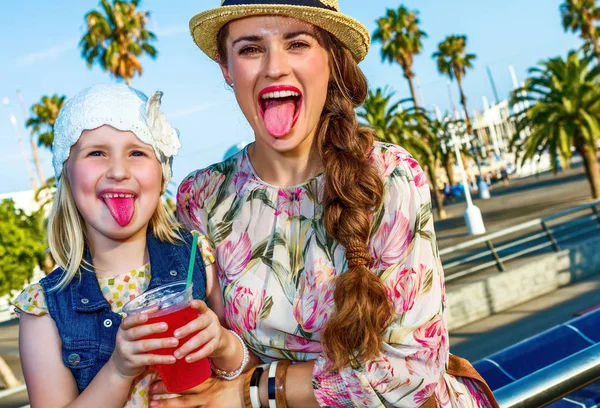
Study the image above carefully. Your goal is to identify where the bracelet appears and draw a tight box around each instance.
[250,364,268,408]
[211,330,249,380]
[275,360,291,408]
[267,361,279,408]
[244,365,258,408]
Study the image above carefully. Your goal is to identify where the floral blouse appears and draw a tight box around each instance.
[176,142,492,407]
[13,265,160,407]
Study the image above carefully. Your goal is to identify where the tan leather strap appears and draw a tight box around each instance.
[447,354,500,408]
[419,355,500,408]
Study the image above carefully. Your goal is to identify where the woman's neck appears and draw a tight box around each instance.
[248,140,322,187]
[87,226,149,278]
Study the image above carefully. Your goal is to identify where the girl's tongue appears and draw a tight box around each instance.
[263,98,296,137]
[104,197,135,227]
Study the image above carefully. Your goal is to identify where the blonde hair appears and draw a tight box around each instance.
[48,169,181,291]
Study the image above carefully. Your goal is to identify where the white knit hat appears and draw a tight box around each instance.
[53,84,181,191]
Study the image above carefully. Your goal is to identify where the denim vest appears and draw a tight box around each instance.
[39,229,207,393]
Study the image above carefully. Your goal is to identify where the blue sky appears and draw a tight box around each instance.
[0,0,582,194]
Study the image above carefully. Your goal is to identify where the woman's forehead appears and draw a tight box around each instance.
[227,15,316,38]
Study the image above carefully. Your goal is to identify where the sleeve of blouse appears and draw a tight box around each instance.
[12,283,48,316]
[312,150,449,407]
[176,169,221,266]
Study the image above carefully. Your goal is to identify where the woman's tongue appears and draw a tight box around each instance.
[104,197,135,227]
[263,98,296,137]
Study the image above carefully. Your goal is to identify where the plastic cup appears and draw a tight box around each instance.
[122,281,211,392]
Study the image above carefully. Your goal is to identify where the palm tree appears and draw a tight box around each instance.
[430,117,458,186]
[80,0,157,85]
[511,51,600,198]
[561,0,600,61]
[433,35,477,132]
[373,6,428,109]
[358,88,446,219]
[26,94,66,149]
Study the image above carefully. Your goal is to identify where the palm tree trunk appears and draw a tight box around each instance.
[0,356,20,389]
[576,141,600,199]
[428,164,446,219]
[29,136,45,186]
[444,156,457,186]
[455,74,472,133]
[404,72,420,110]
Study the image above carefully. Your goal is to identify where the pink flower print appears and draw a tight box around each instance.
[414,315,448,352]
[413,316,449,368]
[312,258,336,286]
[406,349,444,379]
[193,169,225,209]
[371,147,402,178]
[370,210,413,270]
[274,188,305,217]
[344,372,374,407]
[434,379,451,406]
[367,357,409,395]
[232,171,249,197]
[414,382,436,405]
[225,286,264,332]
[217,233,252,285]
[285,335,322,353]
[294,266,335,333]
[464,378,491,407]
[386,264,425,313]
[405,156,428,187]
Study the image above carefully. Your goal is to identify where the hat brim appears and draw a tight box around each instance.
[189,4,369,63]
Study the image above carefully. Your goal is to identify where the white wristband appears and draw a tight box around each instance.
[268,361,279,408]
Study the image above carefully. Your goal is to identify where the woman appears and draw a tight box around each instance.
[151,1,499,407]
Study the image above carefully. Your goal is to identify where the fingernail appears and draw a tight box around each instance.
[174,330,181,338]
[159,323,167,331]
[174,350,181,358]
[185,356,192,362]
[169,338,178,346]
[168,356,176,363]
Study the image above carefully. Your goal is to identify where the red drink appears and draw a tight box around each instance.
[144,305,211,392]
[123,282,212,393]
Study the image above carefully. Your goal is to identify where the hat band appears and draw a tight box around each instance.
[221,0,336,12]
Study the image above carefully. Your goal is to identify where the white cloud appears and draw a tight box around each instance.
[15,39,77,67]
[167,104,212,119]
[155,25,189,38]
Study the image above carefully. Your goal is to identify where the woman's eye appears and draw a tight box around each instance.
[131,150,147,157]
[88,151,103,157]
[289,41,309,50]
[239,46,260,56]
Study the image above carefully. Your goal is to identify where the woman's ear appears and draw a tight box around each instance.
[219,64,234,88]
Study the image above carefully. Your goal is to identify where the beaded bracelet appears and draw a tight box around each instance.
[211,330,249,380]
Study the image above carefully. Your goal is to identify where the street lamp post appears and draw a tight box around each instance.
[448,122,486,235]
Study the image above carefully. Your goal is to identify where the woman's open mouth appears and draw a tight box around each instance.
[258,85,303,138]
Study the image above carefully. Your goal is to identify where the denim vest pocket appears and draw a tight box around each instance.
[61,340,99,392]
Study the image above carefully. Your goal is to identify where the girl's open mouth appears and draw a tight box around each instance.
[258,85,303,138]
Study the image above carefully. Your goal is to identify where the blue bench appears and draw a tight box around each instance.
[472,308,600,406]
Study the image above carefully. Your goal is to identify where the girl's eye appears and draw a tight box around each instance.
[239,46,260,56]
[88,151,103,157]
[131,150,147,157]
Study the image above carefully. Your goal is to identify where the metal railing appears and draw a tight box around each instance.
[440,200,600,282]
[494,343,600,407]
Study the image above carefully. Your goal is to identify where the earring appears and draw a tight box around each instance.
[229,81,234,87]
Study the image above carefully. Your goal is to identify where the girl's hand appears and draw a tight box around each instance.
[172,300,231,363]
[110,313,178,379]
[149,376,245,408]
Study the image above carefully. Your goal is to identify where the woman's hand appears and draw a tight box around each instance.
[172,300,234,364]
[148,375,245,408]
[110,313,178,379]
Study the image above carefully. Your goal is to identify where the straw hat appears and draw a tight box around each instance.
[189,0,370,63]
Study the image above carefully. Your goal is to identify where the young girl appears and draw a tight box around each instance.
[13,84,248,408]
